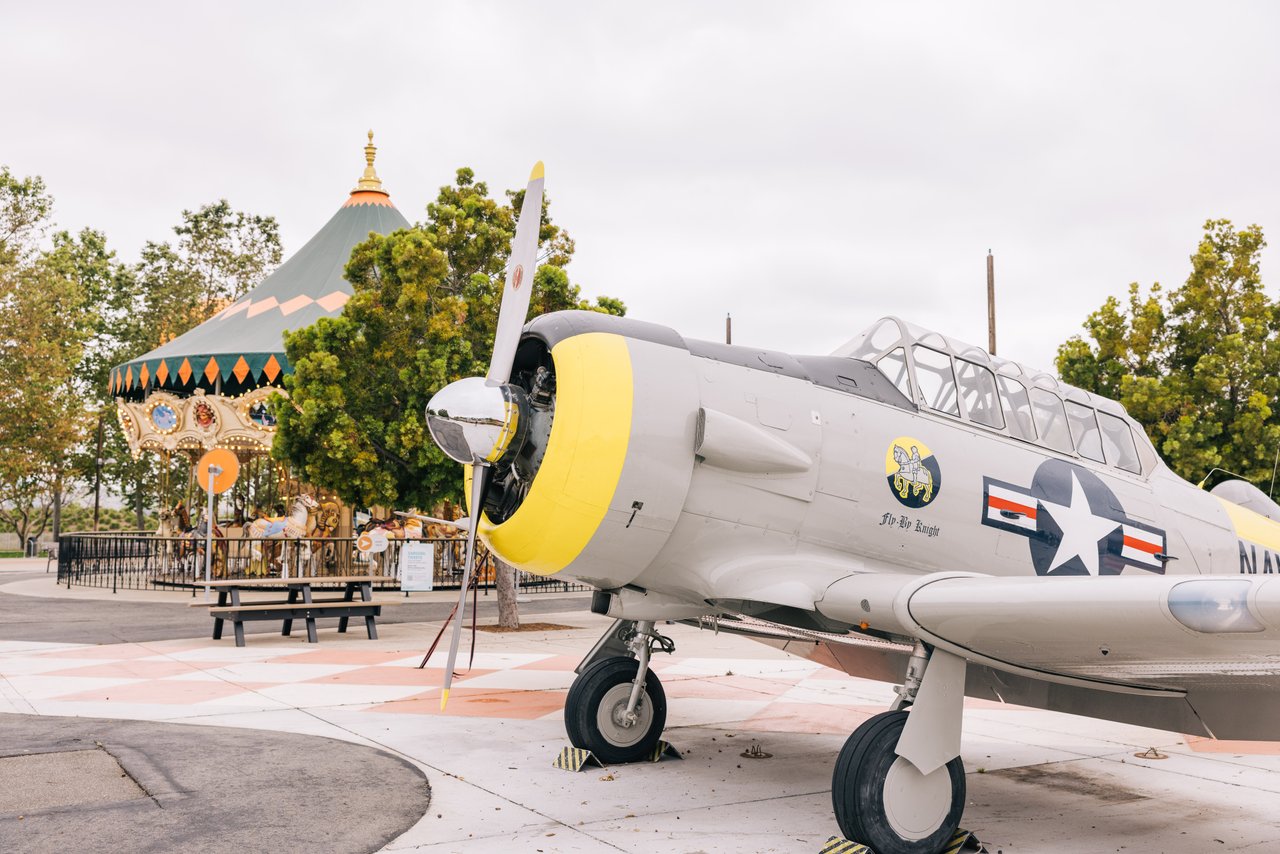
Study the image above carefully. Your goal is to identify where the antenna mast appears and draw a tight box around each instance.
[986,250,997,355]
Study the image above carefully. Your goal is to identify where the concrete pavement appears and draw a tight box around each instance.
[4,561,1280,852]
[0,714,430,854]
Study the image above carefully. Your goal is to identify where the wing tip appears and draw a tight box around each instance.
[529,161,545,181]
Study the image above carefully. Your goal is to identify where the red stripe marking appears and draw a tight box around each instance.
[1123,535,1161,554]
[988,495,1037,519]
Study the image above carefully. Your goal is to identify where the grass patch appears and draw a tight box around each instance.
[0,551,27,558]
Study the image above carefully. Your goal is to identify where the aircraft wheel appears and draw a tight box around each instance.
[564,656,667,763]
[831,710,965,854]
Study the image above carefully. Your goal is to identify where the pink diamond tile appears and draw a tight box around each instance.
[218,300,251,320]
[315,291,350,312]
[246,296,280,318]
[368,688,568,719]
[49,678,260,705]
[1186,736,1280,755]
[40,644,165,661]
[278,295,315,316]
[512,654,580,671]
[47,660,234,680]
[273,649,417,666]
[304,665,494,687]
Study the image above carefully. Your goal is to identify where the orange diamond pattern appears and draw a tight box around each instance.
[155,360,170,386]
[203,357,220,384]
[125,366,133,389]
[262,354,282,383]
[178,359,193,385]
[232,356,250,383]
[138,363,149,388]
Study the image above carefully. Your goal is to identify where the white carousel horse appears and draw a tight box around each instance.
[248,494,319,565]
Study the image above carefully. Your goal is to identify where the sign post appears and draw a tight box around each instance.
[399,541,435,592]
[195,448,240,600]
[203,464,221,598]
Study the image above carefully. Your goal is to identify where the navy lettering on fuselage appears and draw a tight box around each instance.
[1239,541,1280,574]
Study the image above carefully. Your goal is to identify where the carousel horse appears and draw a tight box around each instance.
[154,506,177,567]
[308,501,342,571]
[247,494,319,571]
[185,512,227,577]
[168,501,196,563]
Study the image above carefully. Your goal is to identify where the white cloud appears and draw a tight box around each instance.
[4,0,1278,373]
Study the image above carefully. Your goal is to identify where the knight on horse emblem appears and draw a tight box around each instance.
[892,444,934,503]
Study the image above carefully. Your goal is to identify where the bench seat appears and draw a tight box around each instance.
[206,599,403,646]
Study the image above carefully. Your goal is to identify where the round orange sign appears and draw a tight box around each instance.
[196,448,240,494]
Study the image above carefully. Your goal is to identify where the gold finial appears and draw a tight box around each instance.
[353,129,385,193]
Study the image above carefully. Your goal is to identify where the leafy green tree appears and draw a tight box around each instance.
[173,200,283,316]
[274,167,624,511]
[275,169,623,627]
[1057,219,1278,484]
[0,170,94,542]
[0,166,52,266]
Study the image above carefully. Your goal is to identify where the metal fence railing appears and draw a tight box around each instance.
[55,531,589,596]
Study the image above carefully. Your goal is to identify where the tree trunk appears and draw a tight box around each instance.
[495,558,520,629]
[52,478,62,538]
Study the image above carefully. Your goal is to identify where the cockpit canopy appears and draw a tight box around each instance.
[837,317,1160,476]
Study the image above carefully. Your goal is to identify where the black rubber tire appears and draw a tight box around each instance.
[831,710,965,854]
[564,656,667,764]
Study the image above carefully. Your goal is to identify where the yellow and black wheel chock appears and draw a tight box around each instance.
[820,828,987,854]
[648,740,682,762]
[553,740,683,772]
[552,747,605,772]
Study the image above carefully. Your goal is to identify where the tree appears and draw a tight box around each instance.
[275,168,625,625]
[1057,219,1278,485]
[173,200,283,316]
[0,170,93,542]
[0,166,52,266]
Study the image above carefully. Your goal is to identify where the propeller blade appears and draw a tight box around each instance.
[393,510,469,532]
[487,161,545,385]
[440,463,489,711]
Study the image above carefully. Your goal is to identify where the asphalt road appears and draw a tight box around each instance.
[0,714,431,854]
[0,571,588,645]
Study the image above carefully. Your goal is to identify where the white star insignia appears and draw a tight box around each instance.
[1037,471,1121,575]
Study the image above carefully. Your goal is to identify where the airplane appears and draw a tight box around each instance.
[423,163,1280,854]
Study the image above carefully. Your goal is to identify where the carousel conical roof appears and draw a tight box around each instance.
[111,132,410,400]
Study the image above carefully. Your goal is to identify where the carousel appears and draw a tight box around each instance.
[104,132,412,579]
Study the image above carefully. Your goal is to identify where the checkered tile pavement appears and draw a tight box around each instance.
[1,637,1273,754]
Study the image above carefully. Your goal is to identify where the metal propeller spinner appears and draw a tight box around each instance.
[424,161,545,711]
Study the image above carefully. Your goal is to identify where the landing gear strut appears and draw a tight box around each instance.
[831,642,967,854]
[565,620,673,763]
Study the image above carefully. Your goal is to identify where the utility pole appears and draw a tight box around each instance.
[986,250,997,356]
[725,313,732,345]
[92,411,104,531]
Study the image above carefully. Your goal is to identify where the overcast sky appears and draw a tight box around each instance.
[5,1,1279,372]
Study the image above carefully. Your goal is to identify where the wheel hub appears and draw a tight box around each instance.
[596,683,652,747]
[882,755,953,841]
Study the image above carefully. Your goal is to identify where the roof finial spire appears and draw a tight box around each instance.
[353,129,385,193]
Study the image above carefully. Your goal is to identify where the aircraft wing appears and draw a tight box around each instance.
[815,571,1280,739]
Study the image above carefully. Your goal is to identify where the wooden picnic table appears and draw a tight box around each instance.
[194,575,402,647]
